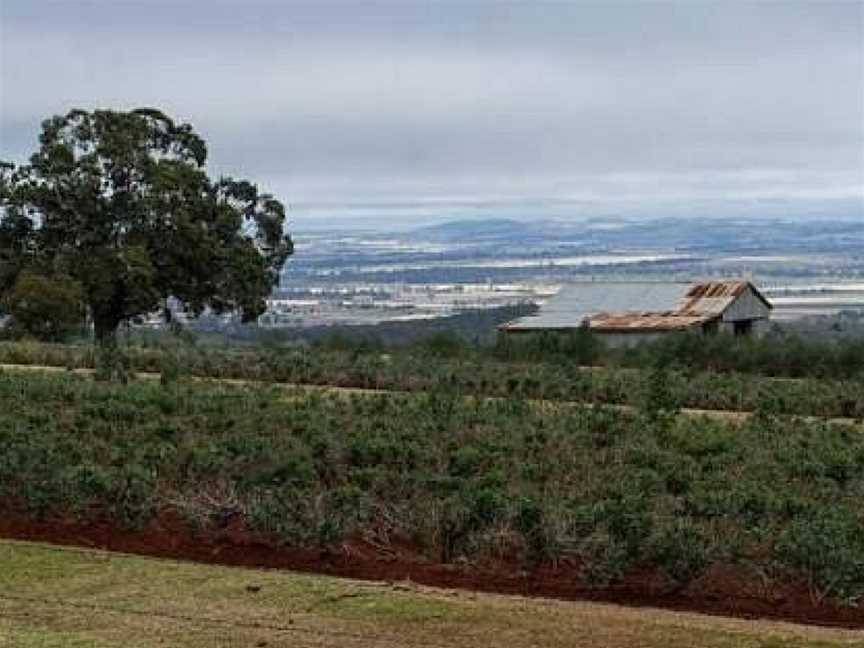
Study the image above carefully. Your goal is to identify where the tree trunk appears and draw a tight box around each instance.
[94,315,120,349]
[93,312,124,382]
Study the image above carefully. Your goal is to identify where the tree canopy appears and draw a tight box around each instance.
[0,108,293,344]
[4,271,85,341]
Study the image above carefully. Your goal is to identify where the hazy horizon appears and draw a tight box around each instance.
[2,1,862,228]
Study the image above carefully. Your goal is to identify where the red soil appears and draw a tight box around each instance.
[2,509,863,630]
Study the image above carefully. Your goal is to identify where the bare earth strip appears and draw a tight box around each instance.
[0,362,859,427]
[1,540,862,648]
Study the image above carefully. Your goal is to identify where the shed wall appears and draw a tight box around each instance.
[721,287,771,322]
[720,318,771,337]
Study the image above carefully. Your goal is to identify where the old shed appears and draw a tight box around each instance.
[499,280,772,347]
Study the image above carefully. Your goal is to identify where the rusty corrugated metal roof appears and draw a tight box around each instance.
[500,280,771,332]
[675,280,747,317]
[586,312,713,331]
[686,281,748,299]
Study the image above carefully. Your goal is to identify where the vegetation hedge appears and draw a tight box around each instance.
[492,326,864,379]
[2,369,864,604]
[0,340,861,419]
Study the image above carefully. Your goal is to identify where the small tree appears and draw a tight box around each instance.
[5,271,84,341]
[0,108,293,351]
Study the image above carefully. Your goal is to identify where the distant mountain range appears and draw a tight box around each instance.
[409,218,552,242]
[407,216,864,253]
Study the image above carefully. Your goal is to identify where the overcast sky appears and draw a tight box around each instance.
[1,1,862,227]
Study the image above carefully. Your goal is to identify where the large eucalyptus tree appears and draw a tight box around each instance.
[0,108,293,345]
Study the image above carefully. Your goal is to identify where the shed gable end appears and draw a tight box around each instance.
[721,285,772,322]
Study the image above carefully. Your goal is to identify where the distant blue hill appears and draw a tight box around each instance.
[409,218,555,242]
[405,215,864,251]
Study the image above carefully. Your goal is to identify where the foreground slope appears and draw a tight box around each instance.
[3,369,864,626]
[1,540,860,648]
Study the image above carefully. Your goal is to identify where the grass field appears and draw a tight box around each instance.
[1,540,861,648]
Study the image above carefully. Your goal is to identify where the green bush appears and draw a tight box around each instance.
[1,368,864,608]
[775,508,864,606]
[650,520,711,587]
[4,272,85,342]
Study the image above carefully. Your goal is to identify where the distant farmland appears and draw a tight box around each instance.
[763,283,864,320]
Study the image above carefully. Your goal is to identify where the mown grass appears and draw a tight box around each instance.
[1,541,859,648]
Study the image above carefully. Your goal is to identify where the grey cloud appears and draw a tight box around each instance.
[1,0,861,221]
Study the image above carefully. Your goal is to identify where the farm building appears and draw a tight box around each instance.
[499,280,772,347]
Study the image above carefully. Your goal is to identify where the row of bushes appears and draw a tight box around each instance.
[496,328,864,379]
[5,295,864,381]
[0,340,861,419]
[300,317,864,380]
[2,369,864,604]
